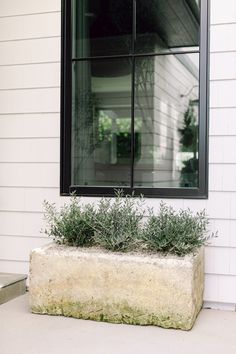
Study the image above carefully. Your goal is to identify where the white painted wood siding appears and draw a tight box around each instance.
[203,0,236,306]
[0,0,61,274]
[0,0,236,307]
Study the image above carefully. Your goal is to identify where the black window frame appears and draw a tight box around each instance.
[60,0,209,198]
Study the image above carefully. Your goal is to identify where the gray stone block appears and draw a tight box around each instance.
[29,243,204,330]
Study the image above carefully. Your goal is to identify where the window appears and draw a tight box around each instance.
[61,0,209,198]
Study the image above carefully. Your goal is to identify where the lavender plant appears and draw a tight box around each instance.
[92,190,145,252]
[43,192,215,256]
[141,202,216,256]
[43,196,95,247]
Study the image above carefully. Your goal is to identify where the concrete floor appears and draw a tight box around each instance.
[1,295,236,354]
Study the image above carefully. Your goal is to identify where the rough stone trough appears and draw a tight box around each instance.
[29,243,204,330]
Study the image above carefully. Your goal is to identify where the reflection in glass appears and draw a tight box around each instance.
[72,0,132,58]
[134,54,199,188]
[72,58,132,186]
[135,0,200,54]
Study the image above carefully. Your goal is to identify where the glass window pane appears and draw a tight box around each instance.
[135,0,200,54]
[72,0,132,58]
[134,53,199,188]
[72,58,132,187]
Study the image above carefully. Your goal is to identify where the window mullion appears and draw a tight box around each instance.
[131,56,135,189]
[130,0,136,189]
[132,0,136,53]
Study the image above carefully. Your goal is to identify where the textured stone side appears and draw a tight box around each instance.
[29,244,204,330]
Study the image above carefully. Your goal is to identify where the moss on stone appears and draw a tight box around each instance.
[29,244,204,331]
[31,299,195,330]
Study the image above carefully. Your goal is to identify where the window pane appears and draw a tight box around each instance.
[72,58,132,187]
[72,0,132,58]
[134,53,199,188]
[135,0,200,54]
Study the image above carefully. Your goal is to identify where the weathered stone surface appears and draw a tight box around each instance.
[29,243,204,330]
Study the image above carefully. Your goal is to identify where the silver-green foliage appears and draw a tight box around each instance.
[43,193,215,255]
[43,197,95,247]
[93,190,145,252]
[141,202,214,256]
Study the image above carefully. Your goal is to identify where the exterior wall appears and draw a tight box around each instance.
[0,0,61,273]
[0,0,236,308]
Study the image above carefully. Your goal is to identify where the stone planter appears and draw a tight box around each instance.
[29,243,204,330]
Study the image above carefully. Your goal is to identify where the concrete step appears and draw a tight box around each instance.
[0,273,27,305]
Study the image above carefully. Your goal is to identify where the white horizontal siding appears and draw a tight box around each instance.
[0,260,29,275]
[0,138,59,163]
[0,88,60,114]
[210,52,236,80]
[229,196,236,219]
[204,274,219,302]
[209,137,224,163]
[229,249,236,274]
[209,108,236,136]
[217,276,236,303]
[211,24,236,53]
[230,221,236,247]
[210,80,236,108]
[0,236,48,261]
[0,163,59,187]
[204,246,236,276]
[206,193,231,219]
[0,12,60,41]
[210,219,231,247]
[209,136,236,163]
[0,114,60,138]
[0,187,60,213]
[0,0,61,17]
[0,8,62,272]
[205,247,231,275]
[0,37,60,65]
[204,274,236,304]
[211,0,236,25]
[0,212,45,237]
[210,165,236,192]
[0,63,60,89]
[209,165,222,191]
[209,166,236,194]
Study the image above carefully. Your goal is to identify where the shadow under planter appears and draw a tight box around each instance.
[29,243,204,330]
